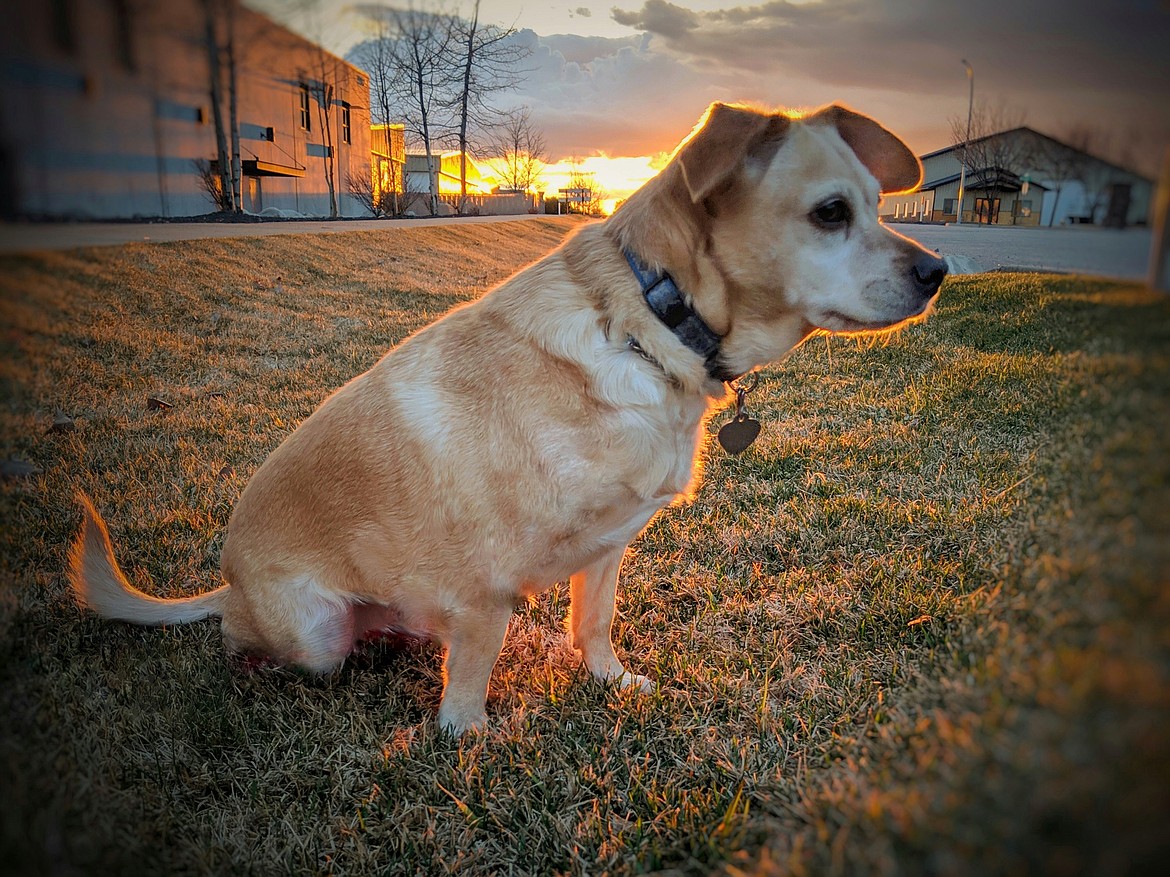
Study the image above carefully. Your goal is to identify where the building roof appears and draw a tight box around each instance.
[921,126,1151,183]
[922,168,1050,193]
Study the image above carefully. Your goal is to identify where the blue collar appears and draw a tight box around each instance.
[624,249,735,383]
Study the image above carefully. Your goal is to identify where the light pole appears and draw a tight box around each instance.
[956,59,974,225]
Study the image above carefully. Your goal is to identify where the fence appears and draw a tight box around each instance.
[401,191,539,216]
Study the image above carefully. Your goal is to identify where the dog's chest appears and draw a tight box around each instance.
[613,395,709,500]
[512,394,709,590]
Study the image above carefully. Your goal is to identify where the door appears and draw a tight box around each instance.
[975,197,1000,224]
[244,176,262,214]
[1104,183,1131,228]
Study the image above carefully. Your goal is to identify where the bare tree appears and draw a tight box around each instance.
[949,99,1031,223]
[193,158,233,211]
[346,169,388,217]
[351,17,403,215]
[1032,131,1082,226]
[201,0,235,212]
[486,108,546,193]
[1058,124,1118,223]
[350,3,532,215]
[448,0,529,212]
[359,13,397,130]
[202,0,295,214]
[295,2,342,217]
[312,73,339,217]
[225,0,242,212]
[563,162,605,215]
[356,5,459,216]
[1115,122,1163,180]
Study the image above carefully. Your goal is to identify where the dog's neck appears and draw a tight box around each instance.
[623,249,739,384]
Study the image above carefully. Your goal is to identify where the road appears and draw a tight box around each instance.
[895,223,1151,280]
[0,213,1153,282]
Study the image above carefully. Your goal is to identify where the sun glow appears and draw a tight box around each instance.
[542,154,669,214]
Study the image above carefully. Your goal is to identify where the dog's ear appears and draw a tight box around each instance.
[675,102,790,203]
[816,104,922,194]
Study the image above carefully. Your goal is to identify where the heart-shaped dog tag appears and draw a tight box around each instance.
[718,414,761,454]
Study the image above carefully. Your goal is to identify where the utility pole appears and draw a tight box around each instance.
[956,59,973,225]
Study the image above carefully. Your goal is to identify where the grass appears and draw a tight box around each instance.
[2,218,1168,875]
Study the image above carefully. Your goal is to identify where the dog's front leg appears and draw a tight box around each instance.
[569,548,653,692]
[437,604,512,736]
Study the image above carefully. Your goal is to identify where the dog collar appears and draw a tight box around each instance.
[623,249,736,383]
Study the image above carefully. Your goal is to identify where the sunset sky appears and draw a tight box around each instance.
[251,0,1170,203]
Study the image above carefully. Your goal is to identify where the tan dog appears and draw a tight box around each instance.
[70,103,946,735]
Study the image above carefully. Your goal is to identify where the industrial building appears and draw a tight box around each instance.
[0,0,371,219]
[882,128,1152,227]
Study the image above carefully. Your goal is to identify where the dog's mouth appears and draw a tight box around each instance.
[815,309,905,334]
[815,296,936,335]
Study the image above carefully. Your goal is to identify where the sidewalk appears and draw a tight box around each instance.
[0,212,545,255]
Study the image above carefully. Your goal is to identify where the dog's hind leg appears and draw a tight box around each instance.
[436,603,512,736]
[228,575,355,674]
[570,548,654,692]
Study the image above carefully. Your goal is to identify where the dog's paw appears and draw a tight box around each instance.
[437,706,489,737]
[615,671,656,694]
[590,665,655,693]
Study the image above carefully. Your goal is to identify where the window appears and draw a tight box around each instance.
[341,102,351,144]
[942,198,957,215]
[299,84,311,131]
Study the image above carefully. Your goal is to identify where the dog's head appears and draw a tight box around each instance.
[614,102,947,376]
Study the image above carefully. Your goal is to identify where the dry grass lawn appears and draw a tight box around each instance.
[1,216,1167,875]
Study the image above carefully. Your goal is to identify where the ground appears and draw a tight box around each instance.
[1,220,1167,874]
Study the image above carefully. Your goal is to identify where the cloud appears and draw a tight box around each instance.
[504,29,723,160]
[605,0,1170,171]
[609,0,1170,99]
[572,7,592,17]
[612,0,699,40]
[334,0,1169,176]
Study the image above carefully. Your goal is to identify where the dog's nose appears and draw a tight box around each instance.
[911,252,948,299]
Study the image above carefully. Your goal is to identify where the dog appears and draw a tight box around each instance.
[70,102,946,735]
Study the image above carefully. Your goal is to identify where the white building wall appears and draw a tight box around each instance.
[1038,181,1088,227]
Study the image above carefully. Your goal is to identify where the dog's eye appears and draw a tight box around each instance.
[811,199,851,230]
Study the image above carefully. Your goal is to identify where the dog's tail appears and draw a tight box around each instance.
[68,493,229,625]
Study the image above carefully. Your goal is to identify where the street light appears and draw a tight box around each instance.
[956,59,974,225]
